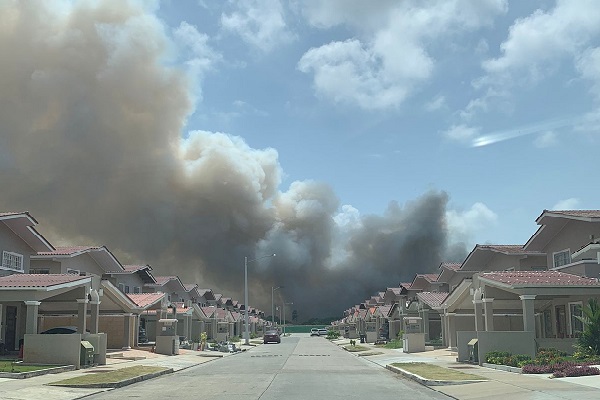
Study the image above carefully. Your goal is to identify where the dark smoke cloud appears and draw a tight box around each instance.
[0,1,466,319]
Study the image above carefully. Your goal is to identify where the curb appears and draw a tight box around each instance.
[386,364,487,386]
[0,364,76,379]
[50,367,174,388]
[481,363,522,374]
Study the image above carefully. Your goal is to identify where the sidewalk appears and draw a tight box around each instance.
[333,339,600,400]
[0,345,250,400]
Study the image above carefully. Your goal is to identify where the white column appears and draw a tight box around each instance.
[24,301,41,334]
[76,299,88,334]
[520,295,536,332]
[447,313,457,348]
[123,313,132,349]
[473,299,483,332]
[421,308,430,340]
[483,298,494,331]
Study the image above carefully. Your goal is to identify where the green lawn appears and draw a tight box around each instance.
[344,345,370,352]
[391,362,485,381]
[49,366,168,386]
[0,360,59,373]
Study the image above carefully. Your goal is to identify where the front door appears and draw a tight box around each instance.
[5,306,17,351]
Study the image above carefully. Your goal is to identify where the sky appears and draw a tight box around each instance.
[1,0,599,318]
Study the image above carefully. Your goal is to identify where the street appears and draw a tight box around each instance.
[84,334,451,400]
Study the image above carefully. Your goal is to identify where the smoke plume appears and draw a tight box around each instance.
[0,1,465,319]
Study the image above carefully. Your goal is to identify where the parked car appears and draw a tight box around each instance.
[40,326,78,334]
[310,328,319,336]
[318,328,328,336]
[263,330,281,344]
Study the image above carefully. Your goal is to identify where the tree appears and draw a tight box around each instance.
[576,298,600,356]
[292,309,298,323]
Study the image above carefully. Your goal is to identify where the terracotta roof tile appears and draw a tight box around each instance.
[480,271,600,287]
[417,292,448,308]
[38,246,101,256]
[123,265,150,272]
[441,262,461,271]
[422,274,439,282]
[184,284,198,291]
[127,293,165,308]
[152,276,177,286]
[0,274,89,288]
[547,210,600,218]
[477,244,544,255]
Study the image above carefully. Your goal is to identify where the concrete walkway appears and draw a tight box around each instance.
[332,338,600,400]
[0,345,249,400]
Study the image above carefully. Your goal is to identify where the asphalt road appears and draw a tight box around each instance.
[85,334,452,400]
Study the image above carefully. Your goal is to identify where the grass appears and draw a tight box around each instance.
[383,339,403,349]
[0,360,60,373]
[391,362,485,381]
[48,366,168,386]
[344,345,370,352]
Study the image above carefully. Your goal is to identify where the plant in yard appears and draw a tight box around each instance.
[552,365,600,378]
[575,298,600,357]
[326,330,340,339]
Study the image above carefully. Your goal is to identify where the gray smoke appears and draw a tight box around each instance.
[0,1,466,319]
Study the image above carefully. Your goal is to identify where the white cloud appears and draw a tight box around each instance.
[443,124,480,142]
[221,0,294,52]
[446,202,498,244]
[173,22,221,100]
[534,131,559,148]
[552,198,580,210]
[483,0,600,80]
[298,0,507,110]
[576,47,600,99]
[425,95,447,112]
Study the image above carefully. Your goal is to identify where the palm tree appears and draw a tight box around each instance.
[576,298,600,356]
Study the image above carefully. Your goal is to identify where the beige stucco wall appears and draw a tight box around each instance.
[24,333,82,368]
[29,259,62,274]
[38,314,130,349]
[542,220,600,266]
[0,223,34,276]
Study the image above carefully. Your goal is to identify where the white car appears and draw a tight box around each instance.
[318,328,328,336]
[310,328,319,336]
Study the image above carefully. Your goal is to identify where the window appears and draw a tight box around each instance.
[134,287,141,294]
[553,250,571,268]
[118,283,125,293]
[124,285,130,294]
[2,251,23,271]
[30,268,50,274]
[569,302,583,336]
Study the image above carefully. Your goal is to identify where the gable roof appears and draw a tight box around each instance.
[0,211,54,252]
[127,292,165,309]
[526,210,600,251]
[0,273,90,289]
[479,271,600,288]
[417,292,449,308]
[34,245,124,272]
[440,262,461,271]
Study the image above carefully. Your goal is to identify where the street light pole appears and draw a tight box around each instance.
[271,286,283,326]
[244,253,275,346]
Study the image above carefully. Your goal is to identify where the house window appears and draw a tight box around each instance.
[569,302,583,336]
[30,268,50,274]
[134,287,141,294]
[118,283,125,293]
[124,285,130,294]
[553,250,571,268]
[2,251,23,272]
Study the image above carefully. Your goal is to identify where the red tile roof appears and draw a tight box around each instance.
[477,244,543,255]
[387,287,402,295]
[127,293,165,308]
[441,262,461,271]
[421,274,439,283]
[547,210,600,218]
[480,271,600,287]
[152,276,177,286]
[0,274,89,288]
[417,292,448,308]
[38,246,101,256]
[123,265,150,272]
[184,284,198,291]
[400,282,411,288]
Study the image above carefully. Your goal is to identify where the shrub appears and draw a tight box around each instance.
[553,365,600,378]
[576,298,600,357]
[326,330,340,339]
[485,351,511,364]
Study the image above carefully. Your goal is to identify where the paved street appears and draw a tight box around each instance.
[84,334,451,400]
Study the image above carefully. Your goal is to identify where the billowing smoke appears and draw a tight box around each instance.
[0,1,465,319]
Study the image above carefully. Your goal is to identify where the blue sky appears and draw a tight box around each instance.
[156,0,600,247]
[2,0,600,315]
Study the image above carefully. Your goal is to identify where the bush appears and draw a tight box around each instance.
[485,351,511,364]
[553,365,600,378]
[576,298,600,356]
[326,330,340,339]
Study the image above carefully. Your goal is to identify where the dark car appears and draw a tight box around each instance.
[263,330,281,344]
[40,326,78,334]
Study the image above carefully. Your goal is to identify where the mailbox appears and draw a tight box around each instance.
[403,317,422,333]
[80,341,94,367]
[158,319,178,336]
[468,338,479,363]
